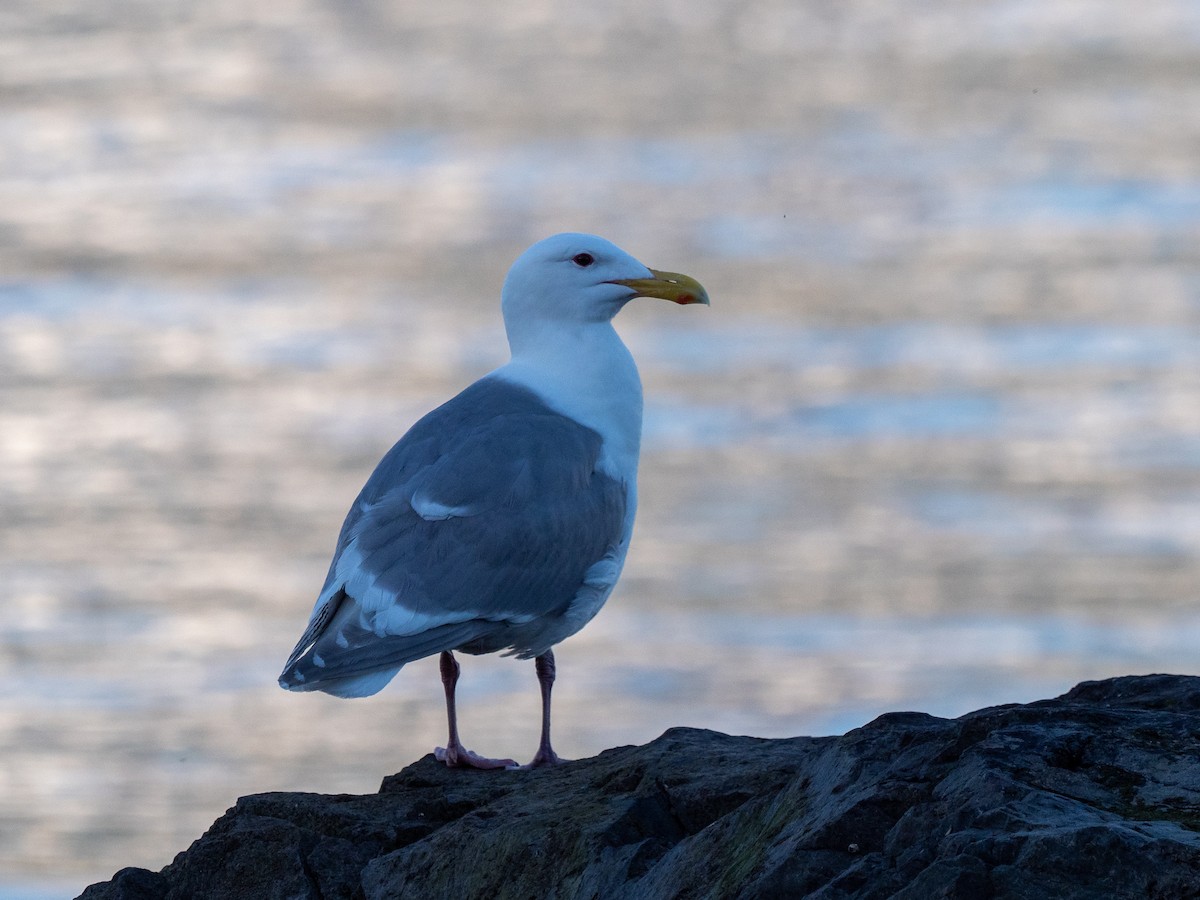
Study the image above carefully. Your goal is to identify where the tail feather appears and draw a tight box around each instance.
[278,619,495,694]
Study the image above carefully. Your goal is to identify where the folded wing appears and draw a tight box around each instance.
[279,377,627,696]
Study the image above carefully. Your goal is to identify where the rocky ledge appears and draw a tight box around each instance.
[80,674,1200,899]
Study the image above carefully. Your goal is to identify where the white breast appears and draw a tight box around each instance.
[493,320,644,482]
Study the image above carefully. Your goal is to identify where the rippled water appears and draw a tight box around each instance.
[3,0,1200,892]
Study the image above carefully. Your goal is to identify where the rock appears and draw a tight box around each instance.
[78,674,1200,899]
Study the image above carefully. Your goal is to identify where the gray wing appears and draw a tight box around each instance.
[280,376,627,690]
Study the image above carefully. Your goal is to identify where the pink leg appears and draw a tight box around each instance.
[523,650,569,768]
[433,651,516,770]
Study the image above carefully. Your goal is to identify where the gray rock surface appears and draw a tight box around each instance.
[79,674,1200,899]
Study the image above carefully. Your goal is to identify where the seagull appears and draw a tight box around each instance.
[279,233,709,769]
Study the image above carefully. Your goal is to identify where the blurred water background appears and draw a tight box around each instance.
[2,0,1200,893]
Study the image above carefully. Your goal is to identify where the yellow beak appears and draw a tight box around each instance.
[610,269,710,306]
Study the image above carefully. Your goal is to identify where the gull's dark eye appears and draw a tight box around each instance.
[572,252,595,268]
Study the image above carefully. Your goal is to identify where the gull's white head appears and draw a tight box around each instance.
[496,233,708,476]
[501,233,709,343]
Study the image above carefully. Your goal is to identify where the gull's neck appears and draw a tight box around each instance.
[495,319,643,480]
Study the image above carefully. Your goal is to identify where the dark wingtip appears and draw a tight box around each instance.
[278,667,307,691]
